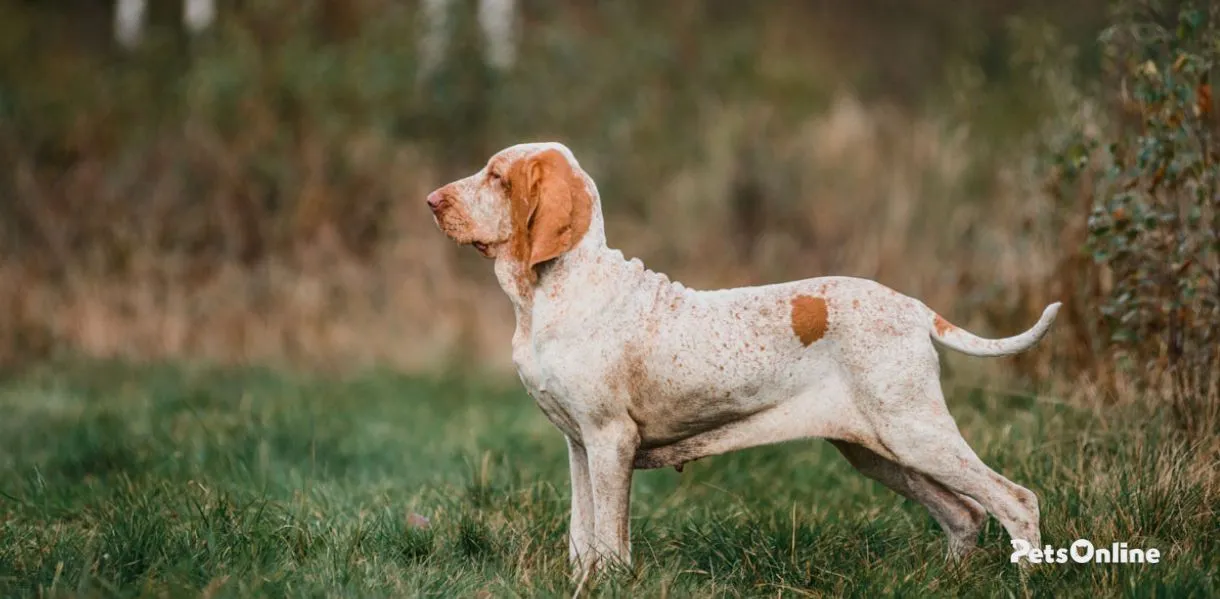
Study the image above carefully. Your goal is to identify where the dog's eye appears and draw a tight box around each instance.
[489,171,508,190]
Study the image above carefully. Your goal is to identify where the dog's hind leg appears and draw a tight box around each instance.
[831,440,986,558]
[854,354,1042,551]
[878,414,1042,552]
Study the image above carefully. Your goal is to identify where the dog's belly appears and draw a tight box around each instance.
[629,384,776,449]
[632,376,867,469]
[622,340,844,449]
[624,331,859,465]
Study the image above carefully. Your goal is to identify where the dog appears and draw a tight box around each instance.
[427,141,1059,575]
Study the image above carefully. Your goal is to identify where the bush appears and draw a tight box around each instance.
[1053,0,1218,436]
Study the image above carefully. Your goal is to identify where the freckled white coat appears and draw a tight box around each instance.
[428,142,1060,575]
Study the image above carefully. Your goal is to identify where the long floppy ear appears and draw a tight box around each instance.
[508,149,592,278]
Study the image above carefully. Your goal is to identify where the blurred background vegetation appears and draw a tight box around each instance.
[0,0,1214,434]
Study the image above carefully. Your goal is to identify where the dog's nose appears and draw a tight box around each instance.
[426,190,448,212]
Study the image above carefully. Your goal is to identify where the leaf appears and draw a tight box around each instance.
[1194,84,1212,118]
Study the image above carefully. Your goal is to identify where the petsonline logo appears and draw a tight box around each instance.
[1011,539,1162,565]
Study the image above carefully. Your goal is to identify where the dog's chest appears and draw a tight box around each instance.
[512,330,606,440]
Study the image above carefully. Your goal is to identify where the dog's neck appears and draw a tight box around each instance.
[494,206,681,339]
[494,205,608,316]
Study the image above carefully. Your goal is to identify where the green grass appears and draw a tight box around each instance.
[0,361,1216,597]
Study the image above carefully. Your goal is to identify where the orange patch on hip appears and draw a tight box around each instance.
[933,314,956,336]
[790,295,829,346]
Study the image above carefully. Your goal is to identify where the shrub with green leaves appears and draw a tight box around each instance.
[1066,1,1218,434]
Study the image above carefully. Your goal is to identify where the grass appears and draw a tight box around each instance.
[0,361,1216,598]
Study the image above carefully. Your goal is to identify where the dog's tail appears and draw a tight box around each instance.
[924,302,1061,357]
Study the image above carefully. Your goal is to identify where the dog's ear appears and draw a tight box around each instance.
[508,149,592,278]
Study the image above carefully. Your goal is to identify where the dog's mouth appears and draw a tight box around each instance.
[432,206,495,258]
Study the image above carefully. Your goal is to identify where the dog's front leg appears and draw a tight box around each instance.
[584,419,639,570]
[565,436,595,573]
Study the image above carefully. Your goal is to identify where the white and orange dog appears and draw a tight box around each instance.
[427,142,1059,574]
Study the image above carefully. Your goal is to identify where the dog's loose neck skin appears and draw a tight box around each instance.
[492,197,679,342]
[493,201,606,326]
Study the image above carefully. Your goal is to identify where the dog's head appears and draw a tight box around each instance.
[427,142,594,279]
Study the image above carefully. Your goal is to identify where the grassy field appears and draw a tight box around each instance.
[0,361,1216,598]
